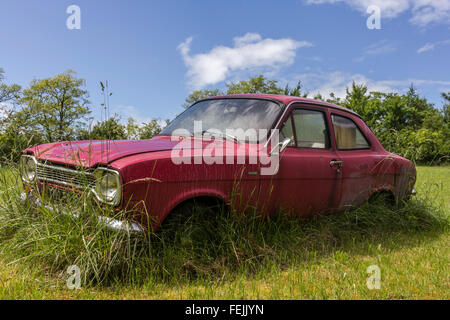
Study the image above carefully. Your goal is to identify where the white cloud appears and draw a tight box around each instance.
[178,33,313,89]
[289,71,450,102]
[410,0,450,26]
[113,105,167,127]
[417,39,450,53]
[356,40,397,61]
[304,0,450,26]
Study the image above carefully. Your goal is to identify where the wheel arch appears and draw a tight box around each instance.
[159,189,229,224]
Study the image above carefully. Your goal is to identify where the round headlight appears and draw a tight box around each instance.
[20,156,36,183]
[95,170,121,205]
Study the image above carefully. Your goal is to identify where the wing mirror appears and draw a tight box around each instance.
[269,138,292,156]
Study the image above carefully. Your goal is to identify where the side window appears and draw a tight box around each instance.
[292,109,330,149]
[332,114,370,150]
[279,116,296,146]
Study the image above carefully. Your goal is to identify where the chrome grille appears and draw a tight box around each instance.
[36,162,96,189]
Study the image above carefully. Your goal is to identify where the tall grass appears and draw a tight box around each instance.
[0,165,448,288]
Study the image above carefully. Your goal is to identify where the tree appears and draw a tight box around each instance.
[226,75,284,95]
[19,70,91,142]
[344,82,370,116]
[77,114,127,141]
[442,92,450,124]
[138,119,170,139]
[0,68,21,103]
[184,75,308,109]
[0,68,30,163]
[183,89,223,108]
[125,117,140,140]
[283,80,308,98]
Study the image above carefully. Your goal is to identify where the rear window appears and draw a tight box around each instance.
[332,115,370,150]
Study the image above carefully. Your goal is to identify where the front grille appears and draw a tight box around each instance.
[36,162,96,189]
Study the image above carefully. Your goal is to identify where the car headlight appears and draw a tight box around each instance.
[94,169,121,206]
[20,155,37,183]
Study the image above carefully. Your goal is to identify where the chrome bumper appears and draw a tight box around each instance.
[19,192,144,233]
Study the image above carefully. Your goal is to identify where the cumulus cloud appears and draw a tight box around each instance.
[417,39,450,53]
[178,33,313,89]
[304,0,450,26]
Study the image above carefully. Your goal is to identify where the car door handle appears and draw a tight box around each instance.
[330,160,344,168]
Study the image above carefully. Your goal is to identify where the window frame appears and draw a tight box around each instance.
[281,107,332,150]
[331,113,371,151]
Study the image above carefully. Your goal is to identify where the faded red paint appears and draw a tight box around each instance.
[23,95,417,229]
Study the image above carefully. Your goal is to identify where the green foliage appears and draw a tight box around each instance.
[184,75,308,108]
[77,116,170,141]
[184,76,450,164]
[442,92,450,124]
[78,114,127,141]
[226,75,285,95]
[139,119,170,139]
[341,84,450,163]
[19,70,91,142]
[0,69,34,163]
[0,69,169,163]
[0,68,21,103]
[183,89,223,108]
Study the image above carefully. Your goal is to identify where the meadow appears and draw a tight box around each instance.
[0,166,448,300]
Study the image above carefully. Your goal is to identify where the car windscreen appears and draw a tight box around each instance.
[159,98,283,142]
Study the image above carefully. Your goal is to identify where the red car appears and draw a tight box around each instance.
[20,95,417,232]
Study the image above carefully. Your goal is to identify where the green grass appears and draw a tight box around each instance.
[0,166,448,300]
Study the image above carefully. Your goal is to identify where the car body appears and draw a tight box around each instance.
[20,95,417,232]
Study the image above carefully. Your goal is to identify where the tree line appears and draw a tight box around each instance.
[0,69,168,163]
[1,69,449,164]
[184,75,450,164]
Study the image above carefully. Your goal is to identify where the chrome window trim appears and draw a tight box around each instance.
[264,100,361,149]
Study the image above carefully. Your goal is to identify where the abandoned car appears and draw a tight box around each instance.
[20,95,417,232]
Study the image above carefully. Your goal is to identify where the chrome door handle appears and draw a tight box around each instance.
[330,160,344,168]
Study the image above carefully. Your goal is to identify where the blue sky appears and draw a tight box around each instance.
[1,0,449,124]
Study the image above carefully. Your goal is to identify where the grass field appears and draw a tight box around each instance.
[0,166,448,300]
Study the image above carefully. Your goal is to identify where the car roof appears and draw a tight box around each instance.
[200,94,362,118]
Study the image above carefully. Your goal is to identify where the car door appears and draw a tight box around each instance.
[259,105,342,216]
[329,111,374,209]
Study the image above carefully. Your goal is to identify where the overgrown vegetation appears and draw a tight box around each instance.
[0,165,448,299]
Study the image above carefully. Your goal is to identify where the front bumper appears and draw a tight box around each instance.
[19,192,144,233]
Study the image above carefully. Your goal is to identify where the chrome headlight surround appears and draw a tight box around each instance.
[19,155,37,183]
[92,168,122,207]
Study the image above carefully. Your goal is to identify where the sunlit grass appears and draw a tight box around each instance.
[0,165,448,299]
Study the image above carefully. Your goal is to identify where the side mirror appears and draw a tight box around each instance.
[269,138,292,156]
